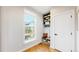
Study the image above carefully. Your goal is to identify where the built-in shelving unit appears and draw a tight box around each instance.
[42,12,50,44]
[43,12,50,27]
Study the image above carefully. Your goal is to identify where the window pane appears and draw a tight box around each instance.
[24,14,35,40]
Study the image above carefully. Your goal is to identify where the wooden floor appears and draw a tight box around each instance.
[24,43,59,52]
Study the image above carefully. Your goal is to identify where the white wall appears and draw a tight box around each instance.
[0,6,43,52]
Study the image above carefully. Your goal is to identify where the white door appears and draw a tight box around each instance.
[51,10,75,52]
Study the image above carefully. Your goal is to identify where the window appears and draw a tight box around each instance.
[24,11,35,41]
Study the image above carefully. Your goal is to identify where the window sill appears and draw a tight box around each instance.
[24,38,36,44]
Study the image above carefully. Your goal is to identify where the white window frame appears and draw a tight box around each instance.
[24,9,37,43]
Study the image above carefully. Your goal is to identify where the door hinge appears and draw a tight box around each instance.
[70,50,72,52]
[70,15,72,18]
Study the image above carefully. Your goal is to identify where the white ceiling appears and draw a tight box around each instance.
[30,6,52,14]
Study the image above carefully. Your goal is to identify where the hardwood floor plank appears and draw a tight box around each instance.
[24,43,58,52]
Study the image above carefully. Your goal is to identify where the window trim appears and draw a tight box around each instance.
[24,9,37,43]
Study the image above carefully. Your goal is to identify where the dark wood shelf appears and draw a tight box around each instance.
[43,12,50,27]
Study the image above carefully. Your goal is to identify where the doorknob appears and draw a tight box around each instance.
[54,33,58,36]
[70,32,72,35]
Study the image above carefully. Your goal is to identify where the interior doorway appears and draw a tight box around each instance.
[50,9,75,52]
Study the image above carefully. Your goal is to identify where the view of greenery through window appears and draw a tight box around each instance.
[24,14,35,40]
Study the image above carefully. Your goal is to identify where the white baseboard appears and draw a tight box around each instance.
[18,40,42,52]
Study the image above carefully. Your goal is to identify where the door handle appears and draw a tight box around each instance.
[70,32,72,35]
[54,33,58,36]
